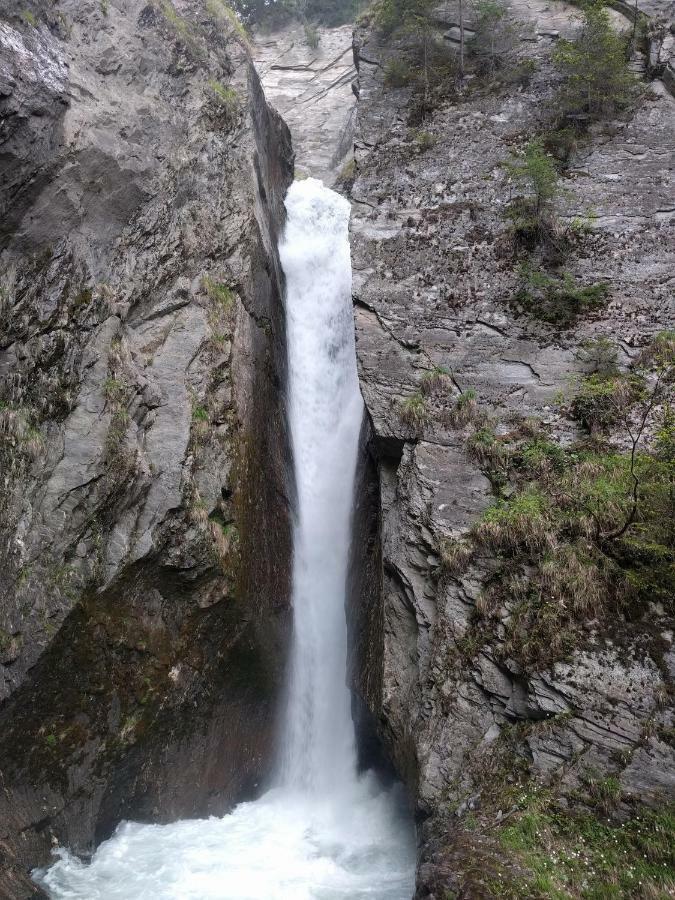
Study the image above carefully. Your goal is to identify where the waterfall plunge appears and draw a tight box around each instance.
[34,179,416,900]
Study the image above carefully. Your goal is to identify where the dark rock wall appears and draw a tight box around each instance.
[0,0,294,893]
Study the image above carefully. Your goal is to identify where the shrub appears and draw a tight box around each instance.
[445,389,481,428]
[474,490,553,555]
[553,0,639,120]
[207,80,239,119]
[469,0,516,77]
[413,130,436,151]
[304,22,320,48]
[439,537,474,574]
[384,58,413,87]
[570,372,645,434]
[542,126,579,165]
[577,337,620,376]
[104,377,127,404]
[514,265,610,325]
[514,437,567,476]
[207,0,250,45]
[373,0,434,34]
[158,0,203,56]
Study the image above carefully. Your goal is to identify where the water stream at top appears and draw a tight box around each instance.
[34,178,416,900]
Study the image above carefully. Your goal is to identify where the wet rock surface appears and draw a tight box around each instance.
[0,0,293,893]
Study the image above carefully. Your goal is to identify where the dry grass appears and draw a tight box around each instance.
[397,393,430,430]
[420,365,452,397]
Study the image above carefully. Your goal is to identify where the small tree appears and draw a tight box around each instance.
[553,1,639,120]
[375,0,434,33]
[504,140,561,247]
[470,0,516,77]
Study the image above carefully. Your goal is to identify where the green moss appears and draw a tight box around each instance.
[22,9,38,26]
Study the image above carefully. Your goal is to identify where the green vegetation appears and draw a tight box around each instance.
[398,392,430,429]
[157,0,204,56]
[206,0,250,45]
[413,129,436,151]
[203,276,236,351]
[22,9,38,26]
[514,264,610,325]
[420,365,451,396]
[384,58,413,87]
[207,80,239,121]
[203,276,235,309]
[335,158,356,187]
[445,388,480,428]
[373,0,434,34]
[442,336,674,665]
[103,376,127,404]
[493,789,675,898]
[504,140,562,250]
[0,404,44,461]
[374,0,456,115]
[553,1,640,121]
[469,0,517,77]
[304,22,320,48]
[100,0,109,15]
[569,371,645,434]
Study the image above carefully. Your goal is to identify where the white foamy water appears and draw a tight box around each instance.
[33,178,416,900]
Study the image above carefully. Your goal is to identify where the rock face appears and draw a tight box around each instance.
[346,0,675,894]
[254,23,356,181]
[0,0,293,893]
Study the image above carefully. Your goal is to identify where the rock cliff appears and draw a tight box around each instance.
[0,0,293,894]
[347,0,675,895]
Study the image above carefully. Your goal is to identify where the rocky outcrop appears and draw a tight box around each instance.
[254,22,356,181]
[0,0,293,892]
[347,0,675,894]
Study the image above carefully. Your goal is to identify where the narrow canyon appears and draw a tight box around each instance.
[0,0,673,897]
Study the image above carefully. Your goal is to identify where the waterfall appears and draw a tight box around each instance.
[277,179,363,795]
[34,179,415,900]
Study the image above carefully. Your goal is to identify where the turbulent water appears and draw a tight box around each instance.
[33,178,416,900]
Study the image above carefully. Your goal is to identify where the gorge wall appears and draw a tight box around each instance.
[0,1,294,895]
[1,0,674,897]
[347,1,675,895]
